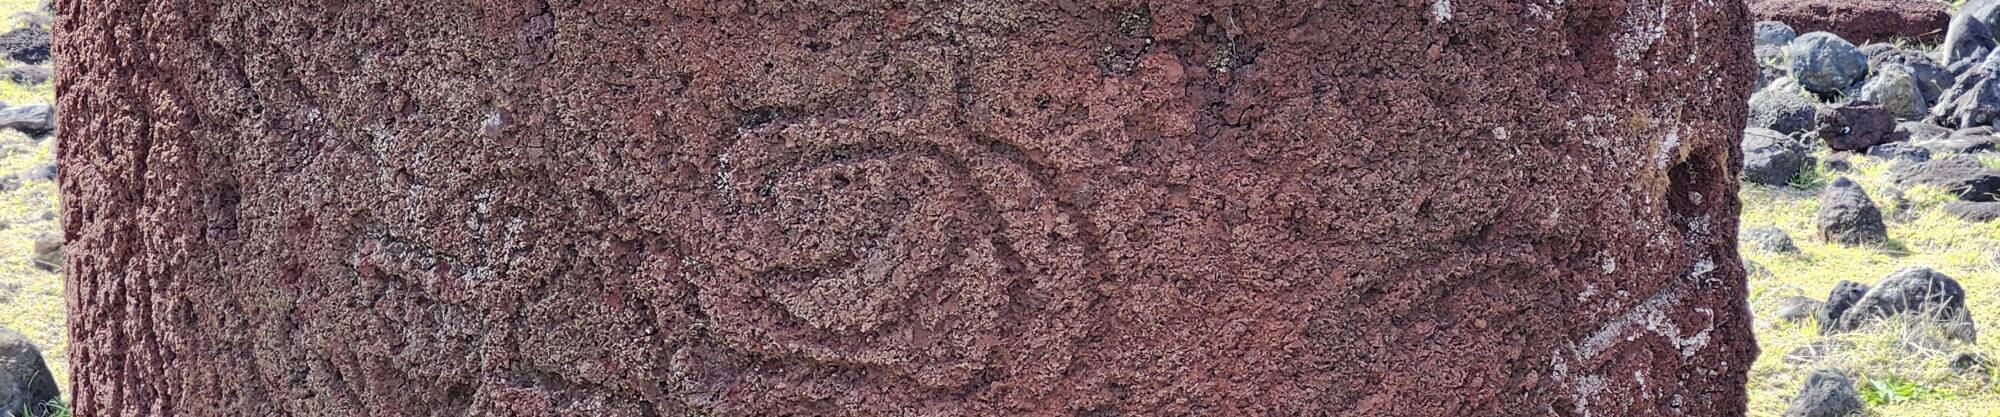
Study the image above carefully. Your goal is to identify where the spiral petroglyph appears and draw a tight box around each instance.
[689,118,1092,389]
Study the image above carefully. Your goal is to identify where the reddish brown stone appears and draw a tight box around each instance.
[58,1,1756,416]
[1750,0,1950,44]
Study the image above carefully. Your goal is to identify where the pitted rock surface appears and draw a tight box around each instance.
[1748,0,1949,44]
[59,1,1757,416]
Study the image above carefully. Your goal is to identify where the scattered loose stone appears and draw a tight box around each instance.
[1944,12,1998,72]
[30,234,57,273]
[1810,101,1899,151]
[1775,295,1821,323]
[1815,177,1890,246]
[1889,155,2000,202]
[1819,280,1872,335]
[1750,80,1823,135]
[1745,259,1776,280]
[0,328,59,417]
[1782,369,1864,417]
[2,65,48,85]
[1930,52,2000,129]
[1949,352,1994,374]
[1743,225,1801,253]
[1834,266,1977,343]
[1743,128,1813,186]
[1863,46,1952,104]
[1856,64,1926,119]
[0,104,51,135]
[20,163,53,182]
[1787,32,1871,99]
[1820,152,1855,172]
[0,27,47,64]
[1943,201,2000,222]
[1865,142,1931,163]
[1756,20,1798,47]
[1783,341,1852,365]
[1894,121,1950,142]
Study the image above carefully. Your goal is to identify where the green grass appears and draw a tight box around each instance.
[29,399,68,417]
[0,0,60,400]
[1743,153,2000,416]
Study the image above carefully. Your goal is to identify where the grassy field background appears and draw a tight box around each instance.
[1742,155,2000,416]
[0,0,63,401]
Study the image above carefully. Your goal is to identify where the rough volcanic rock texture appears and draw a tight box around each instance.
[58,1,1757,416]
[1748,0,1949,44]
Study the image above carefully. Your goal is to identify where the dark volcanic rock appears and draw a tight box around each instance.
[1856,64,1925,119]
[1865,142,1931,162]
[1913,133,2000,154]
[1944,12,1998,71]
[1943,201,2000,222]
[1889,155,2000,201]
[1775,295,1821,323]
[1743,225,1800,253]
[1895,121,1950,142]
[2,66,47,85]
[1862,47,1950,105]
[1930,52,2000,129]
[1782,370,1865,417]
[0,328,59,417]
[58,2,1760,416]
[29,233,56,273]
[1751,81,1823,134]
[1786,32,1872,98]
[1817,177,1889,245]
[0,104,50,135]
[1950,352,1994,373]
[0,27,46,65]
[1750,0,1949,44]
[1743,128,1812,186]
[1819,280,1873,335]
[1832,267,1976,342]
[1757,20,1798,47]
[1809,101,1899,151]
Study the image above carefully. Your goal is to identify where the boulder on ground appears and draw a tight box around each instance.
[0,104,50,135]
[0,27,46,64]
[1929,52,2000,129]
[1818,280,1872,335]
[1810,101,1900,151]
[1757,20,1799,47]
[1832,266,1977,342]
[1743,225,1801,253]
[1816,177,1890,245]
[0,328,60,417]
[1913,133,2000,154]
[1943,12,1997,71]
[2,66,48,85]
[1743,128,1813,186]
[1857,63,1926,119]
[30,233,57,273]
[1786,32,1872,98]
[1862,46,1950,104]
[1750,0,1949,44]
[1866,142,1931,162]
[1889,155,2000,201]
[1895,121,1950,142]
[1950,352,1994,374]
[1782,369,1865,417]
[1751,80,1822,134]
[1775,295,1821,323]
[1943,201,2000,222]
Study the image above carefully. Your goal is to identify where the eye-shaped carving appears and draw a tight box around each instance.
[692,119,1091,389]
